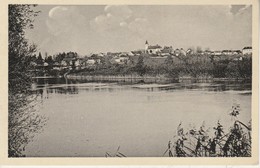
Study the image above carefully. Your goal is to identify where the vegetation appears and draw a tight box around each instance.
[9,5,46,157]
[105,146,126,157]
[71,54,252,80]
[165,103,251,157]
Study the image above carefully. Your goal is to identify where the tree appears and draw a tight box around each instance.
[9,5,40,93]
[196,46,202,54]
[45,56,54,72]
[55,52,65,64]
[9,5,46,157]
[164,55,174,66]
[135,55,146,76]
[36,52,44,65]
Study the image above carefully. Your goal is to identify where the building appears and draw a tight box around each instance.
[114,55,129,64]
[232,50,242,55]
[131,50,143,56]
[186,48,194,55]
[212,51,222,56]
[174,48,181,56]
[242,47,252,55]
[180,48,186,56]
[145,40,162,55]
[222,50,233,55]
[161,46,173,56]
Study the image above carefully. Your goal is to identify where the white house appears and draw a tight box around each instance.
[114,55,129,64]
[212,51,222,56]
[242,47,252,55]
[222,50,233,55]
[180,48,186,56]
[86,59,96,65]
[174,48,180,56]
[145,40,162,55]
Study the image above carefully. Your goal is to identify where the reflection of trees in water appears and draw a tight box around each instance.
[8,93,47,157]
[50,86,79,95]
[33,77,253,97]
[37,86,79,96]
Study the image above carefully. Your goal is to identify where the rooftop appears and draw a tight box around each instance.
[148,45,162,49]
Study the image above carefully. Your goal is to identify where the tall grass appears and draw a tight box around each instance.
[165,103,251,157]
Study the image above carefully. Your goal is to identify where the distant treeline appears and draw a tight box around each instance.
[72,54,252,79]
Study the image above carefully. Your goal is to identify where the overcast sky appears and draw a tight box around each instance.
[25,5,252,55]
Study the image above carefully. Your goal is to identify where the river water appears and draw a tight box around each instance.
[25,78,251,157]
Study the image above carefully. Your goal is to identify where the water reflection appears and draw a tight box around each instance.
[32,77,251,96]
[34,78,79,96]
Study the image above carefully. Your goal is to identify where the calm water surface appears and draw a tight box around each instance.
[25,78,251,157]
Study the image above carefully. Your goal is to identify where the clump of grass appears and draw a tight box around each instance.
[165,103,251,157]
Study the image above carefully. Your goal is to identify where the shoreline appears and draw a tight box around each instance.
[65,74,251,82]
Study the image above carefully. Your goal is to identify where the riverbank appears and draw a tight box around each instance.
[66,74,250,83]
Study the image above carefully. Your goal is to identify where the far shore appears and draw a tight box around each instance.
[64,74,251,83]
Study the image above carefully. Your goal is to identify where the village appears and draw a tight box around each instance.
[30,41,252,78]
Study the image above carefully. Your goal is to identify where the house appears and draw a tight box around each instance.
[74,59,81,67]
[186,48,194,55]
[174,48,181,56]
[242,47,252,55]
[161,46,173,56]
[61,60,67,67]
[114,55,129,64]
[204,50,212,55]
[97,52,105,57]
[63,57,74,65]
[222,50,233,55]
[180,48,186,56]
[127,51,135,56]
[86,59,96,65]
[131,50,143,56]
[145,40,162,55]
[174,48,186,56]
[212,51,222,56]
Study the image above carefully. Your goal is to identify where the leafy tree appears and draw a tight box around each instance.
[9,5,40,92]
[212,60,229,78]
[45,56,54,65]
[196,46,202,54]
[238,57,252,78]
[9,5,46,157]
[164,55,174,66]
[135,55,146,76]
[55,52,65,64]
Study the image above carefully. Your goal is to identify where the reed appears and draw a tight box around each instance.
[165,103,251,157]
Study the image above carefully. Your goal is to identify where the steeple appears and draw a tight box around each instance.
[145,40,149,53]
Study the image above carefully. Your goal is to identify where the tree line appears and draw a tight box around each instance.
[74,54,252,79]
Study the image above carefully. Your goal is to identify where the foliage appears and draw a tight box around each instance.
[9,5,39,93]
[105,146,126,157]
[9,5,46,157]
[165,103,251,157]
[68,53,252,80]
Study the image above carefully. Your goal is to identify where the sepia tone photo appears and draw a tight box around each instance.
[3,0,259,164]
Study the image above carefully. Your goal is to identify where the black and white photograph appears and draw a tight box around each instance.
[3,0,259,164]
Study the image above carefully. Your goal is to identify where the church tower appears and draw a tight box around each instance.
[145,40,149,53]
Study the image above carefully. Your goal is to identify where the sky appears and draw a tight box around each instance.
[25,5,252,56]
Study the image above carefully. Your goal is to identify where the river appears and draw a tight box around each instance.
[25,78,251,157]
